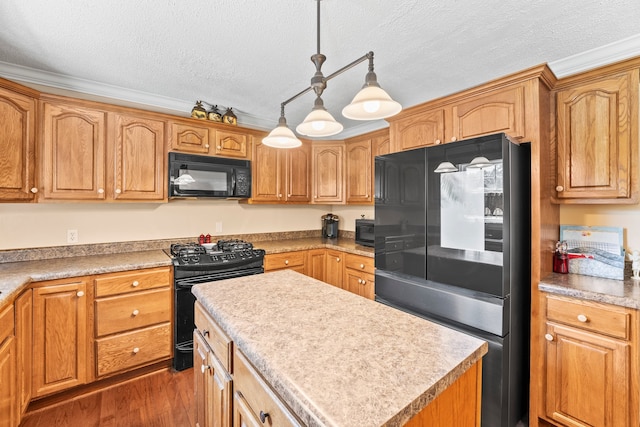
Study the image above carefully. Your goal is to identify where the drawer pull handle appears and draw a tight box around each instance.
[284,260,289,265]
[360,263,365,269]
[132,280,140,287]
[259,411,270,423]
[77,291,84,297]
[577,314,588,323]
[545,333,554,342]
[201,364,210,374]
[132,347,140,354]
[132,309,139,316]
[203,329,210,337]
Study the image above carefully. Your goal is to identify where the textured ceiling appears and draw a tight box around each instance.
[1,0,640,137]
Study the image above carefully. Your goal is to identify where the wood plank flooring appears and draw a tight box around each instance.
[20,368,194,427]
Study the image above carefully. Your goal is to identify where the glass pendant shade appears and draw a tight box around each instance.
[342,84,402,120]
[467,156,492,169]
[263,119,302,148]
[296,104,343,137]
[433,161,458,174]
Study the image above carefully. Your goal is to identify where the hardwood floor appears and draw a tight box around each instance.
[20,368,194,427]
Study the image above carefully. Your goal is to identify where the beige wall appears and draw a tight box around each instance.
[560,204,640,253]
[0,201,364,250]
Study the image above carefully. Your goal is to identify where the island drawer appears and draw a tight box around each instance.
[95,322,171,377]
[0,304,14,344]
[94,266,171,297]
[234,349,303,427]
[545,295,630,339]
[194,301,232,372]
[264,251,306,271]
[95,288,171,337]
[344,253,374,274]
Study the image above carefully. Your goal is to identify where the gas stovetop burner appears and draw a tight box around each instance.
[217,239,253,252]
[167,239,263,268]
[170,242,206,258]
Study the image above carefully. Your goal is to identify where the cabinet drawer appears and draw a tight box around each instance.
[95,323,171,377]
[234,349,303,427]
[344,253,374,274]
[546,295,630,339]
[0,304,14,344]
[95,288,171,337]
[194,301,232,372]
[94,267,171,297]
[264,251,306,271]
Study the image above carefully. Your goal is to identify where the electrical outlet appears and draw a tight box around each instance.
[215,222,223,233]
[67,229,78,244]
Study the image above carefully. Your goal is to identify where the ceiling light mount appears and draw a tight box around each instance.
[263,0,401,148]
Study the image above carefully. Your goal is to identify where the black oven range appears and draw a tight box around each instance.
[167,239,265,371]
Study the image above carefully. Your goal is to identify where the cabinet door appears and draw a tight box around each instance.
[194,330,231,427]
[284,144,311,203]
[390,108,445,151]
[451,85,525,140]
[234,392,262,427]
[112,113,166,201]
[0,336,16,427]
[41,102,107,200]
[312,143,344,204]
[306,249,326,282]
[344,270,375,300]
[325,250,344,288]
[555,71,637,201]
[33,280,88,397]
[0,86,36,201]
[251,142,283,202]
[544,322,630,427]
[214,129,249,159]
[15,290,32,420]
[373,134,391,157]
[170,121,211,154]
[194,330,209,427]
[346,139,373,204]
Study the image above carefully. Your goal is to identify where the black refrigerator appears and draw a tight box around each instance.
[375,133,530,427]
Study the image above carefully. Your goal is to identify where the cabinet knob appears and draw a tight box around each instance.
[556,185,564,192]
[132,280,139,287]
[361,279,367,285]
[336,257,341,262]
[577,314,588,323]
[284,260,289,265]
[451,136,457,142]
[544,333,554,342]
[76,291,84,297]
[132,347,140,354]
[359,263,365,269]
[115,188,121,194]
[205,144,210,148]
[278,193,283,198]
[434,139,441,145]
[97,188,105,194]
[30,187,38,193]
[358,279,363,284]
[132,309,139,316]
[259,411,270,423]
[217,145,222,149]
[288,193,291,197]
[201,364,210,374]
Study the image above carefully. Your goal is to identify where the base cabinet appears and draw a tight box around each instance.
[14,290,32,422]
[0,305,17,427]
[194,330,232,427]
[264,251,307,275]
[343,254,375,300]
[324,249,344,288]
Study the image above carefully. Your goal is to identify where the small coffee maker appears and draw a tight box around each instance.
[321,213,339,239]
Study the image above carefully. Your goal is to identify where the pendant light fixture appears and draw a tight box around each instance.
[262,0,401,148]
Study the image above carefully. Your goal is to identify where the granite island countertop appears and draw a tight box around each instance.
[539,272,640,309]
[192,269,488,427]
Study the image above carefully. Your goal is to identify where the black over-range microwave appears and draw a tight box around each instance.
[168,152,252,199]
[355,218,375,247]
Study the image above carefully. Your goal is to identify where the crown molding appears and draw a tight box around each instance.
[548,33,640,78]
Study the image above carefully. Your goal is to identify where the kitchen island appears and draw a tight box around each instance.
[192,270,488,427]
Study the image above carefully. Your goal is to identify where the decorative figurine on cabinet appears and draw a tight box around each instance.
[190,101,207,120]
[207,105,222,122]
[629,250,640,280]
[222,107,237,125]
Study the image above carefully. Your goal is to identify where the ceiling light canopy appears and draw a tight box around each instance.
[263,0,401,148]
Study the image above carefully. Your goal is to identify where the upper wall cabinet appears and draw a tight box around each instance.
[169,118,251,160]
[345,136,373,205]
[0,80,38,202]
[312,142,344,204]
[40,96,167,202]
[553,68,639,203]
[389,107,446,152]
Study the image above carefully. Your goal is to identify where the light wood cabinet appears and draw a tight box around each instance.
[343,253,375,300]
[324,249,344,288]
[170,120,211,154]
[194,301,233,427]
[0,304,17,427]
[541,294,638,427]
[110,113,166,201]
[372,132,392,157]
[93,267,172,378]
[249,141,310,203]
[214,129,249,159]
[169,118,251,159]
[389,107,446,151]
[14,290,32,422]
[306,249,326,282]
[345,137,373,204]
[554,69,639,203]
[32,278,89,397]
[312,142,344,204]
[264,251,307,274]
[0,80,38,202]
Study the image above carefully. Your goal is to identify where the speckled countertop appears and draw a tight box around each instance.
[539,272,640,309]
[192,270,488,427]
[256,237,374,257]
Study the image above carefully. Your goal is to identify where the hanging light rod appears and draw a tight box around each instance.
[263,0,401,148]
